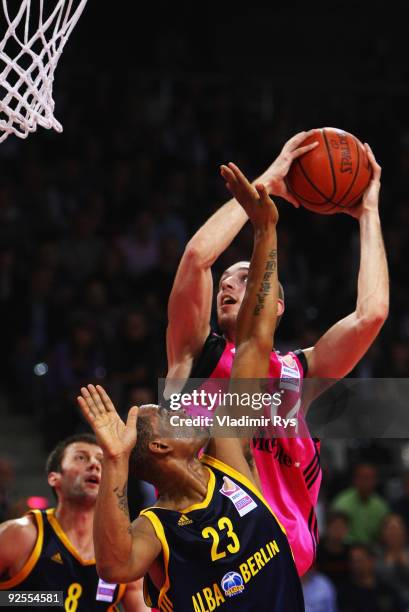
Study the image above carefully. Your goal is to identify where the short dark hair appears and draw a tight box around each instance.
[326,510,350,527]
[129,413,155,481]
[46,433,98,476]
[349,542,376,558]
[353,462,377,477]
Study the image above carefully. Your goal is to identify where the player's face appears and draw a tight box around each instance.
[138,405,210,461]
[154,406,210,451]
[354,465,377,498]
[216,262,250,333]
[327,517,349,543]
[58,442,103,504]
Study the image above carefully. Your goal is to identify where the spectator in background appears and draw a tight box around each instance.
[393,471,409,531]
[301,566,338,612]
[80,277,119,344]
[97,244,131,306]
[339,544,403,612]
[49,315,105,394]
[332,463,390,544]
[59,210,103,283]
[376,513,409,610]
[316,511,350,589]
[44,315,106,447]
[117,210,160,278]
[109,309,157,412]
[14,266,59,357]
[0,459,14,522]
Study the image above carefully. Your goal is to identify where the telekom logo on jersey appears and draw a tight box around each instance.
[219,477,257,517]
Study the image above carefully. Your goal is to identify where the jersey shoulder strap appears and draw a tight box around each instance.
[200,454,287,535]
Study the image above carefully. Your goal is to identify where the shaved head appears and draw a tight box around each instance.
[216,261,284,339]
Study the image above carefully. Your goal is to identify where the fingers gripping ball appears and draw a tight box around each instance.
[285,128,372,214]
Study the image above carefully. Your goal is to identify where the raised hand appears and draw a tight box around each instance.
[261,130,319,207]
[77,385,138,459]
[343,143,381,219]
[221,162,278,230]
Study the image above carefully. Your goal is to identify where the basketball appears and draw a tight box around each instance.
[285,128,372,214]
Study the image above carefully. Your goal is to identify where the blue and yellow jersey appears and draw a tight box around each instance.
[0,508,126,611]
[141,454,304,611]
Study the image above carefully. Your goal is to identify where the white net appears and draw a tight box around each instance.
[0,0,88,142]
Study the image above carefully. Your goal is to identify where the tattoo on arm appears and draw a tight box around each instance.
[113,482,130,519]
[253,249,277,316]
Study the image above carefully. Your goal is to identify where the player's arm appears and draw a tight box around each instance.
[121,578,150,611]
[166,132,318,383]
[303,145,389,378]
[0,516,37,580]
[206,163,279,478]
[77,386,161,583]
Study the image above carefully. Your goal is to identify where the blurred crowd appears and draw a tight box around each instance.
[0,5,409,607]
[303,463,409,611]
[0,68,408,442]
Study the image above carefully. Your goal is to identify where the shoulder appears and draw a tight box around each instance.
[132,514,163,550]
[332,488,356,507]
[372,495,390,512]
[0,513,39,570]
[275,348,308,377]
[291,349,309,376]
[0,514,38,546]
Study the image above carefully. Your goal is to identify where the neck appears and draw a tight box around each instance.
[356,574,375,588]
[358,491,371,502]
[325,537,345,553]
[155,457,210,510]
[223,325,236,343]
[54,500,95,551]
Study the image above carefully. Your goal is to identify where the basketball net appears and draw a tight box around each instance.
[0,0,88,143]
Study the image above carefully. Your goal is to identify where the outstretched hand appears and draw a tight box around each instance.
[77,385,138,459]
[221,162,278,229]
[261,130,319,207]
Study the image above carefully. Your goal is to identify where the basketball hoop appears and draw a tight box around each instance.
[0,0,88,143]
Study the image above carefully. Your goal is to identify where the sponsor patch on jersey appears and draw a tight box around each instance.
[221,571,245,597]
[177,514,193,526]
[220,476,257,517]
[50,552,63,564]
[96,578,117,602]
[282,354,296,368]
[278,353,301,391]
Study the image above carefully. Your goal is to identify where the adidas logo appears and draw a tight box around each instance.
[177,514,193,526]
[51,552,63,564]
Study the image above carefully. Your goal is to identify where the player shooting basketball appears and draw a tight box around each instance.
[77,175,305,611]
[164,132,389,575]
[0,434,148,611]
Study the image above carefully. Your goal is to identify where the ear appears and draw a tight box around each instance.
[47,471,61,489]
[277,299,285,317]
[148,439,173,456]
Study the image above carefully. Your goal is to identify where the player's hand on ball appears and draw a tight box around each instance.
[77,384,138,459]
[261,130,319,207]
[221,162,279,229]
[344,143,381,219]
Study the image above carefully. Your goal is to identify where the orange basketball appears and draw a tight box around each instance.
[285,128,372,214]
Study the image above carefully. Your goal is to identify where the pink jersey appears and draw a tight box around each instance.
[189,332,321,576]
